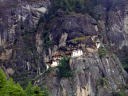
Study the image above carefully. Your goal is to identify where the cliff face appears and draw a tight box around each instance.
[41,54,127,96]
[0,0,50,86]
[35,9,128,95]
[0,0,128,95]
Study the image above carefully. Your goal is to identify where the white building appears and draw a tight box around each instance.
[34,7,47,13]
[95,25,98,32]
[46,64,50,70]
[50,60,59,67]
[71,49,83,57]
[96,39,101,49]
[96,42,101,49]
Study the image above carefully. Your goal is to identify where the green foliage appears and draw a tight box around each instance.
[0,70,26,96]
[117,90,126,96]
[122,63,128,70]
[42,30,53,50]
[98,47,107,58]
[25,82,49,96]
[43,40,53,49]
[70,36,87,43]
[0,69,6,89]
[97,77,108,87]
[0,79,26,96]
[58,57,73,78]
[0,69,50,96]
[117,46,128,72]
[52,0,86,13]
[120,54,128,72]
[100,78,108,87]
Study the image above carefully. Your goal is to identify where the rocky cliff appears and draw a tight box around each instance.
[0,0,128,96]
[0,0,50,86]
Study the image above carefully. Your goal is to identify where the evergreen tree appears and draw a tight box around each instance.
[0,78,26,96]
[52,0,86,13]
[0,68,6,89]
[58,57,72,78]
[0,69,50,96]
[25,82,49,96]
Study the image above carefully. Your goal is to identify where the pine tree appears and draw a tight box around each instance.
[0,78,26,96]
[58,57,72,78]
[0,69,50,96]
[25,82,49,96]
[52,0,86,13]
[0,68,6,89]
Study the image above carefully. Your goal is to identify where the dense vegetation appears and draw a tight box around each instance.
[118,46,128,73]
[122,57,128,73]
[0,69,49,96]
[58,57,73,78]
[52,0,86,13]
[98,47,107,58]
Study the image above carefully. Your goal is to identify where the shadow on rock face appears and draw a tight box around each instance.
[107,31,124,46]
[48,14,98,44]
[0,0,18,9]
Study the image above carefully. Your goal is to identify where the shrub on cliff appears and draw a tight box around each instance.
[25,82,49,96]
[52,0,86,13]
[98,47,107,58]
[58,57,73,78]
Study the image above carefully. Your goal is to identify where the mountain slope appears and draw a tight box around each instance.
[0,0,128,95]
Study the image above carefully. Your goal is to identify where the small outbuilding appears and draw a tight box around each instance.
[71,49,83,57]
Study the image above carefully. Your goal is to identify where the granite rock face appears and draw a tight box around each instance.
[0,0,128,95]
[41,53,127,96]
[0,0,50,85]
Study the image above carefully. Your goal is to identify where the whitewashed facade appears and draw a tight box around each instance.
[71,49,83,57]
[95,25,98,32]
[35,7,47,13]
[96,42,101,49]
[96,39,101,49]
[51,61,59,67]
